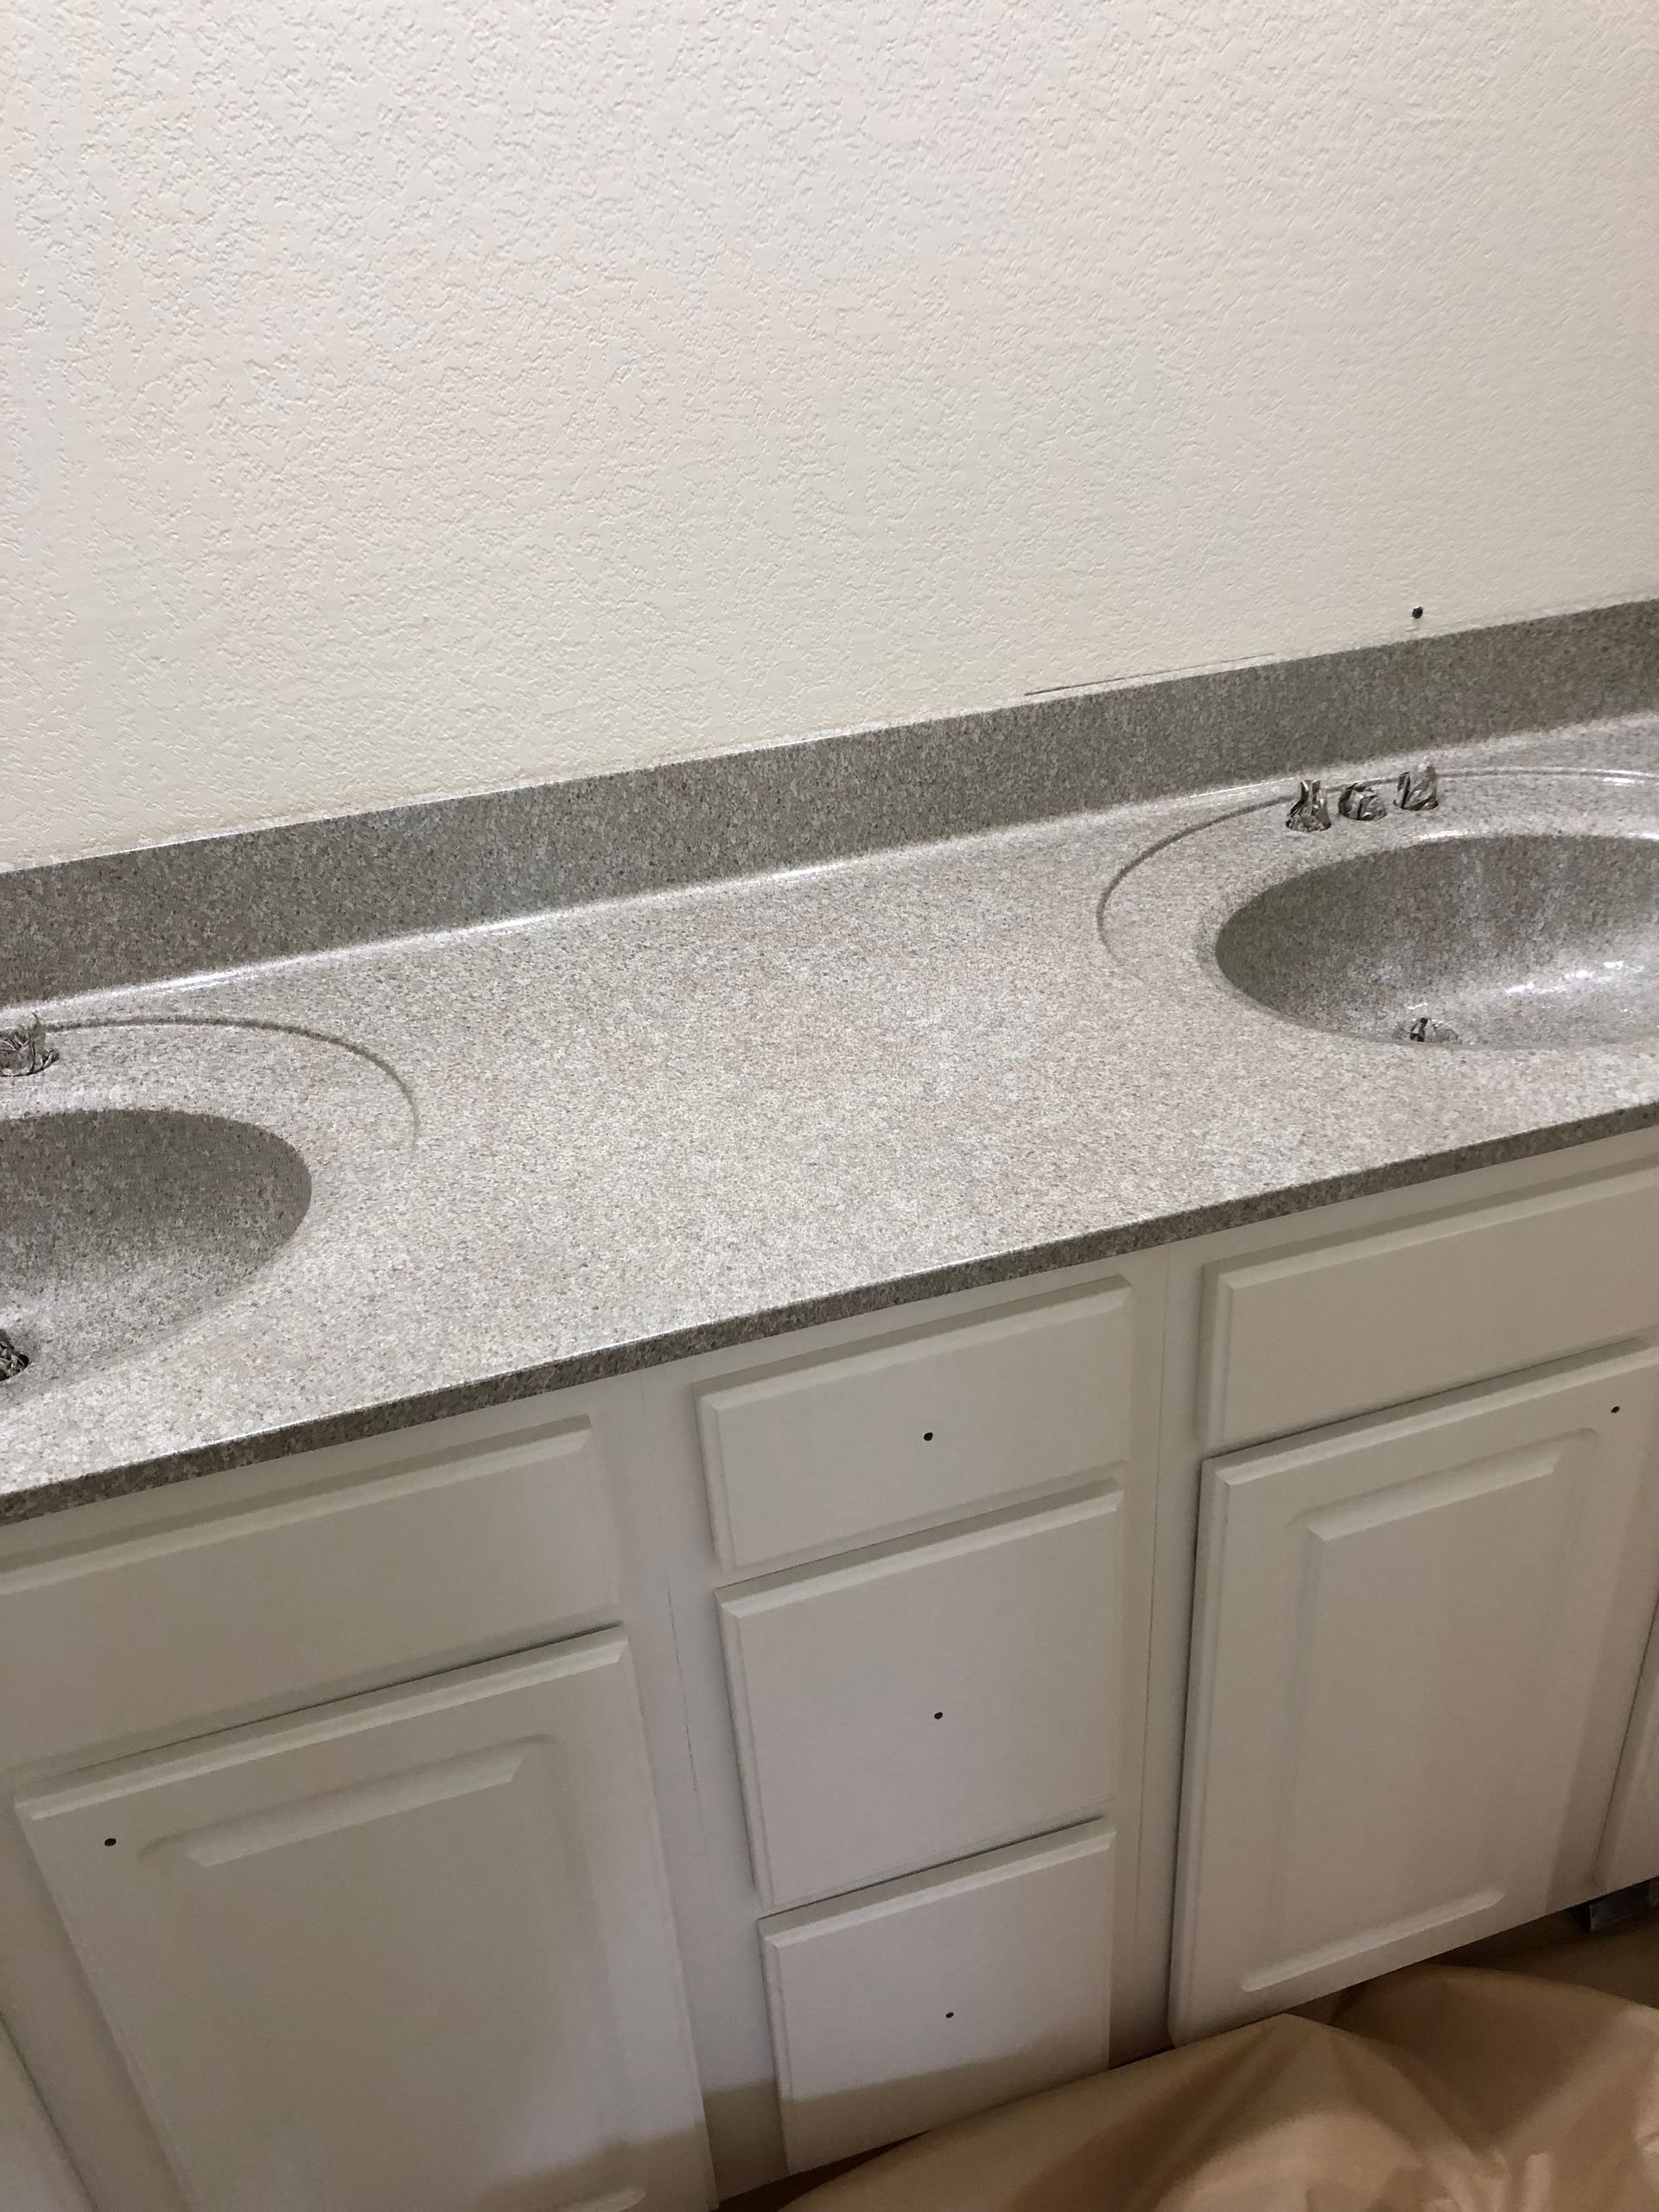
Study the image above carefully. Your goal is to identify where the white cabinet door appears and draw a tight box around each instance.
[1173,1347,1659,2041]
[17,1637,711,2212]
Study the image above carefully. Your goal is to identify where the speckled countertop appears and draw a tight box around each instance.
[3,714,1658,1522]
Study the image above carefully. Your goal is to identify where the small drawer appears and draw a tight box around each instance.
[699,1280,1132,1567]
[761,1821,1115,2171]
[0,1413,619,1767]
[1202,1165,1659,1450]
[721,1491,1120,1908]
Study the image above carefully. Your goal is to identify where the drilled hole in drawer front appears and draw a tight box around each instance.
[720,1491,1122,1907]
[1201,1168,1659,1450]
[760,1821,1116,2172]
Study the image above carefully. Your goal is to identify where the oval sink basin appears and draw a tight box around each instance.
[0,1109,311,1389]
[1213,832,1659,1048]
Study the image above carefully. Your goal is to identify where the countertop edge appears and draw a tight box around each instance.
[9,1096,1656,1527]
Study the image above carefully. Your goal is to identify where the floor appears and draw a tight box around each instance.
[721,2152,874,2210]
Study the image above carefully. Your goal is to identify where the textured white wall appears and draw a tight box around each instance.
[5,1,1657,867]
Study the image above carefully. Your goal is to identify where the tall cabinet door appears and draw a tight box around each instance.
[1172,1347,1659,2042]
[16,1636,711,2212]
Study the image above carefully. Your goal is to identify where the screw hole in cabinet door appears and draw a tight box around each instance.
[104,1838,116,1847]
[923,1431,934,1441]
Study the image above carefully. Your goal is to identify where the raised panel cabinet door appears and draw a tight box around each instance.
[16,1637,712,2212]
[1172,1347,1659,2042]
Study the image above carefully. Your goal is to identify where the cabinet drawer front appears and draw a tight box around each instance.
[721,1492,1120,1908]
[699,1281,1132,1567]
[17,1637,711,2212]
[760,1822,1114,2173]
[1203,1165,1659,1449]
[0,1414,619,1767]
[1173,1347,1659,2041]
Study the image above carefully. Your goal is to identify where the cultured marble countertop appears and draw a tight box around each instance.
[4,716,1658,1520]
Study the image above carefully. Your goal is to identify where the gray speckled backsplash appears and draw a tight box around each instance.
[5,598,1658,1006]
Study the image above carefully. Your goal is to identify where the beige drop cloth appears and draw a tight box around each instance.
[796,1939,1659,2210]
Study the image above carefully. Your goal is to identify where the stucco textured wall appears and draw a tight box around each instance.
[5,1,1657,866]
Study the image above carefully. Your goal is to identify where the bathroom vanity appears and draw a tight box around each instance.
[2,608,1657,2211]
[4,1134,1659,2212]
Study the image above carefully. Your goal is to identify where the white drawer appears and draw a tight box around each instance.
[760,1821,1115,2172]
[0,1412,619,1767]
[721,1491,1120,1908]
[699,1281,1132,1567]
[1202,1165,1659,1449]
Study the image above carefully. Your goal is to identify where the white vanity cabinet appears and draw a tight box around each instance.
[19,1638,709,2212]
[1171,1349,1659,2039]
[1161,1147,1659,2043]
[21,1637,708,2212]
[0,1408,713,2212]
[695,1274,1153,2173]
[4,1130,1659,2210]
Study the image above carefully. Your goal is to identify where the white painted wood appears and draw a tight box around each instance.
[17,1637,712,2212]
[0,1414,619,1770]
[0,2018,92,2212]
[1598,1613,1659,1891]
[1130,1129,1659,2075]
[1201,1164,1659,1449]
[762,1822,1113,2171]
[699,1281,1132,1567]
[1173,1346,1659,2040]
[762,1823,1114,2172]
[639,1249,1166,2196]
[5,1134,1655,2209]
[721,1492,1120,1909]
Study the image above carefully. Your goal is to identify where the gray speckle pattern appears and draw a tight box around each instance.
[0,1109,311,1394]
[4,599,1658,1005]
[0,1020,413,1466]
[1218,831,1659,1049]
[0,686,1656,1522]
[1105,769,1659,1049]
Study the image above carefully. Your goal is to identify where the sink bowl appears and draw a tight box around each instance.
[1212,832,1659,1049]
[0,1108,311,1389]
